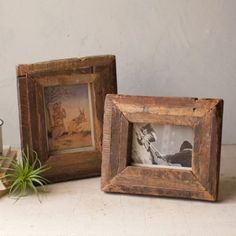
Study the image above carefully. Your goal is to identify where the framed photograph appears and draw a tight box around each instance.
[17,55,117,183]
[102,94,224,201]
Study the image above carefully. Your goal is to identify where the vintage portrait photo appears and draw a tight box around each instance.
[131,123,193,169]
[44,83,95,154]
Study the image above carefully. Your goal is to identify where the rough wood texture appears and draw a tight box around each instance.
[17,55,117,183]
[101,94,224,201]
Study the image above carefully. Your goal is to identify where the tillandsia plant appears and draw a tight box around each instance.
[0,146,49,201]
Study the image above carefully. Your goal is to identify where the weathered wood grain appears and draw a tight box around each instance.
[16,55,116,77]
[101,94,224,201]
[17,55,117,183]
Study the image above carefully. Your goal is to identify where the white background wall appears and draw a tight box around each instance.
[0,0,235,147]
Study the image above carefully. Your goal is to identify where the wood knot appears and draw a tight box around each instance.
[143,106,148,112]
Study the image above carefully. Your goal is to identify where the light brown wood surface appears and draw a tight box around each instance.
[101,94,224,201]
[17,55,117,183]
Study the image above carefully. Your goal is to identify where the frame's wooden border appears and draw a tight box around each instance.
[101,94,224,201]
[17,55,117,183]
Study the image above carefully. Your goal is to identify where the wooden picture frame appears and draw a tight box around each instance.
[17,55,117,183]
[102,94,224,201]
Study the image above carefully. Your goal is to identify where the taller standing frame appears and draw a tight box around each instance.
[17,55,117,183]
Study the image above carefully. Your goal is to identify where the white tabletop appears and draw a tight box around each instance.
[0,145,235,236]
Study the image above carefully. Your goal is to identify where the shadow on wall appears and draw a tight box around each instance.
[218,176,236,202]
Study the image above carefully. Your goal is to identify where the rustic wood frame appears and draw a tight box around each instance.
[17,55,117,183]
[102,94,224,201]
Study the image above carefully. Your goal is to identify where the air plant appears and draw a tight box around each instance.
[0,146,49,201]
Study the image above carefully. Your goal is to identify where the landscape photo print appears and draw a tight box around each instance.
[131,123,193,169]
[44,83,95,154]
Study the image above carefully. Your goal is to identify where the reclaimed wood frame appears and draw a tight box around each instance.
[17,55,117,183]
[102,94,224,201]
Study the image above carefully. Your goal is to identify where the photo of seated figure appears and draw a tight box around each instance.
[132,123,193,168]
[44,84,94,154]
[165,140,192,167]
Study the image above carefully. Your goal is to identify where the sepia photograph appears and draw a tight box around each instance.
[131,123,193,168]
[44,83,95,154]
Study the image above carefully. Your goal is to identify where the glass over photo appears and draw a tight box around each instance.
[131,123,193,169]
[44,83,95,154]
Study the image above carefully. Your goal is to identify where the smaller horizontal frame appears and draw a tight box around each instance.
[101,94,224,201]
